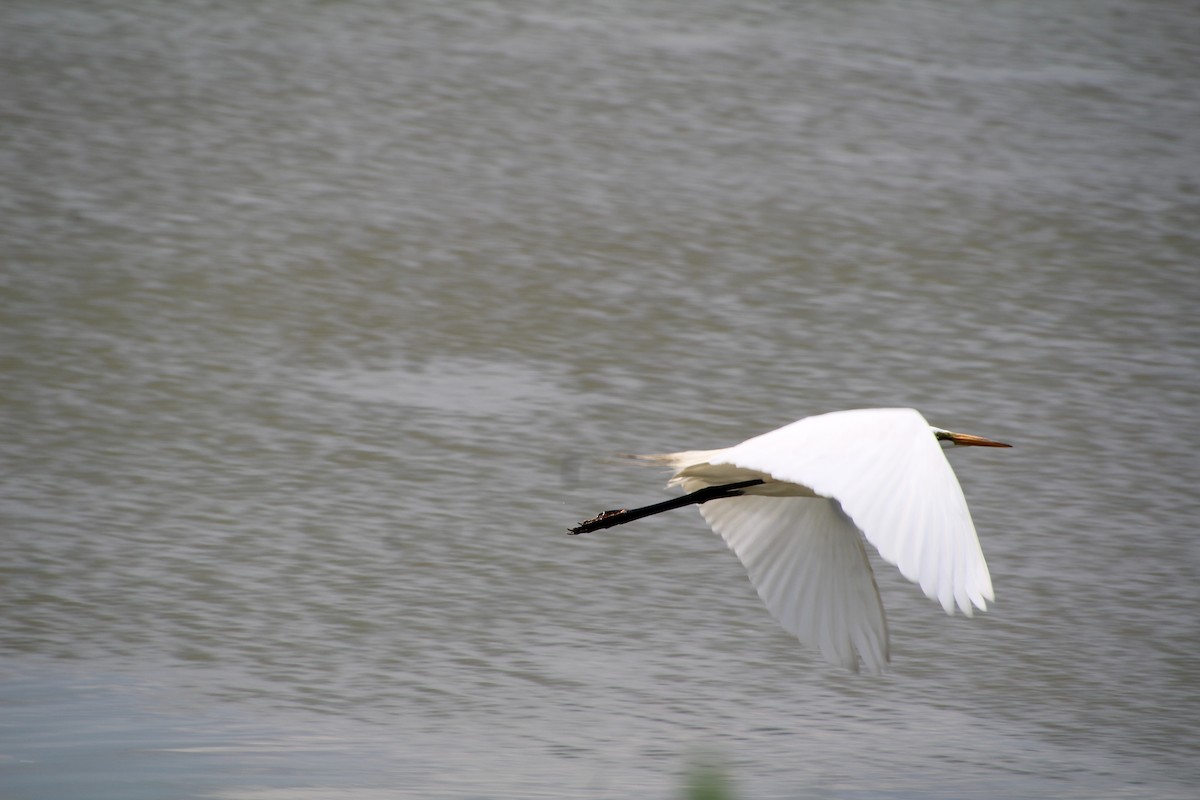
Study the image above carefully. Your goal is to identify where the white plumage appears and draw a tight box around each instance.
[574,407,1009,673]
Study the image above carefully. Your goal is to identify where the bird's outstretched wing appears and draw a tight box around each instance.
[700,495,889,673]
[713,407,994,617]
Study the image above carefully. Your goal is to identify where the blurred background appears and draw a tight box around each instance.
[2,1,1198,798]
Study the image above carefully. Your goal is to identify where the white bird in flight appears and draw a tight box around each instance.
[570,407,1010,673]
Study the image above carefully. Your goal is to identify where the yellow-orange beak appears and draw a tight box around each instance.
[943,431,1012,448]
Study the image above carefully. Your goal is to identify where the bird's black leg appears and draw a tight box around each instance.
[569,479,764,535]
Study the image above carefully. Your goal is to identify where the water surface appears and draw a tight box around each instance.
[2,1,1198,797]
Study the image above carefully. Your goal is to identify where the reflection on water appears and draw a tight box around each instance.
[2,0,1198,798]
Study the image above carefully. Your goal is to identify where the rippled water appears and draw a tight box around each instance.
[2,1,1199,797]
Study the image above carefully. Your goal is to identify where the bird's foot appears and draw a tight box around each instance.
[569,508,627,535]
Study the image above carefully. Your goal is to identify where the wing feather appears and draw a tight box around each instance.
[711,408,993,617]
[700,495,889,673]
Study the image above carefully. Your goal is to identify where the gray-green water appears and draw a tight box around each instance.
[2,1,1198,797]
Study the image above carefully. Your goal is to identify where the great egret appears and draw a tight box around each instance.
[570,408,1010,673]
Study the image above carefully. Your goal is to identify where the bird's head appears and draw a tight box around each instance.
[932,427,1012,449]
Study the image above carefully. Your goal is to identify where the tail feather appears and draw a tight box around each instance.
[620,449,726,470]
